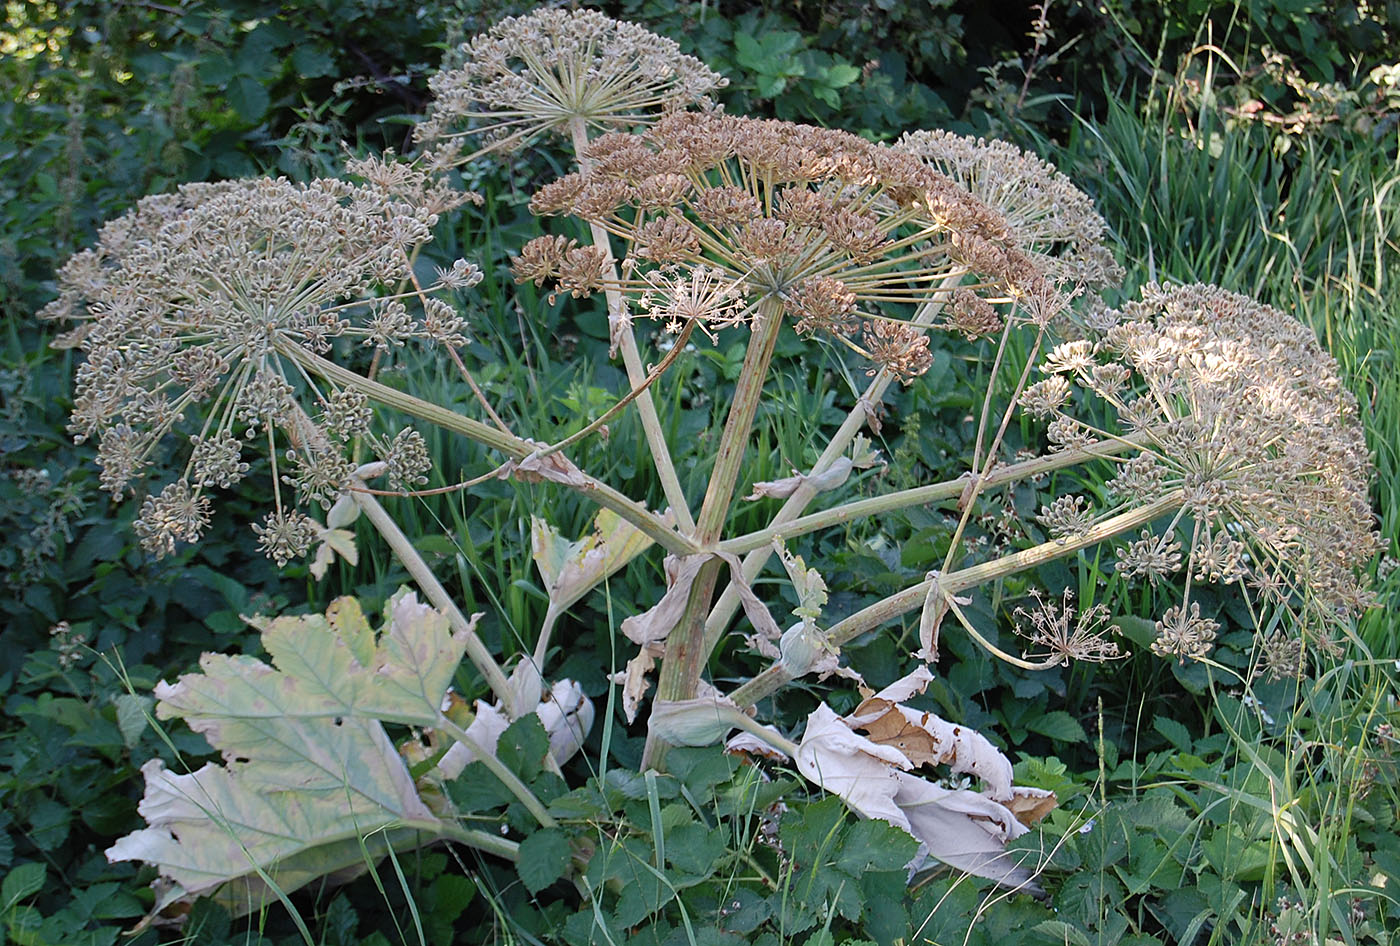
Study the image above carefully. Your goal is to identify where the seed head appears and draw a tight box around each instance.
[893,129,1124,288]
[1013,589,1125,666]
[417,8,727,160]
[53,174,464,562]
[1043,283,1379,643]
[522,112,1040,380]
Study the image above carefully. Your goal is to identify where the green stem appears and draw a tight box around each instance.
[643,294,786,768]
[280,342,697,555]
[435,822,521,862]
[349,476,516,716]
[701,277,963,643]
[693,295,786,544]
[569,116,696,533]
[730,490,1185,708]
[716,437,1141,557]
[435,716,557,828]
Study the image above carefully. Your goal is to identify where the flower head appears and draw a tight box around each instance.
[523,112,1040,379]
[1035,283,1379,646]
[417,8,727,161]
[54,174,474,561]
[893,129,1124,288]
[1013,589,1125,666]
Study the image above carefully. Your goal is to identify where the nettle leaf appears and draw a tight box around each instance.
[516,828,572,894]
[106,592,469,916]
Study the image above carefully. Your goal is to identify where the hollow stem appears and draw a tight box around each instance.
[701,276,963,644]
[730,490,1185,707]
[644,294,787,768]
[279,342,696,555]
[716,437,1142,557]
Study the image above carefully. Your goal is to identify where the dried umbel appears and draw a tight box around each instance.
[1028,283,1379,654]
[523,112,1040,379]
[58,175,480,561]
[893,129,1124,289]
[416,8,727,160]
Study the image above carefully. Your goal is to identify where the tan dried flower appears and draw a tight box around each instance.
[1047,283,1379,643]
[893,129,1124,288]
[417,8,727,159]
[1013,589,1124,666]
[1151,602,1219,662]
[54,175,464,562]
[526,112,1035,378]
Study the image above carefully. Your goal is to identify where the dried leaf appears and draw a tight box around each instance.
[746,457,854,500]
[1004,786,1058,827]
[847,668,1014,800]
[620,554,708,645]
[503,448,589,487]
[612,641,663,723]
[790,700,1050,895]
[530,508,656,614]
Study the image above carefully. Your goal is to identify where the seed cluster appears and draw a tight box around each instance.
[417,8,726,160]
[51,175,479,561]
[893,129,1124,289]
[517,111,1043,381]
[1028,283,1379,655]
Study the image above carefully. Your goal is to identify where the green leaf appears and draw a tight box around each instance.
[824,63,862,87]
[291,46,336,78]
[1152,715,1192,752]
[1028,710,1086,743]
[516,829,572,894]
[107,593,464,916]
[227,76,269,123]
[833,820,916,875]
[2,862,46,911]
[113,693,153,749]
[497,715,550,782]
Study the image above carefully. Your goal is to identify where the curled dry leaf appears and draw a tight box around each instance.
[746,456,854,500]
[847,666,1013,800]
[531,507,659,615]
[754,689,1055,893]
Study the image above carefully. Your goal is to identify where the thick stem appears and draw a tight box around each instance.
[643,295,786,768]
[569,116,696,533]
[280,342,696,555]
[436,823,520,862]
[349,478,516,716]
[701,277,964,643]
[730,490,1186,708]
[693,295,786,543]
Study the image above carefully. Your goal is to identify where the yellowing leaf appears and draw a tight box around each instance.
[531,508,657,614]
[107,592,472,916]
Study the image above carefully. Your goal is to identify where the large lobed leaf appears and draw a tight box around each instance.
[107,592,470,916]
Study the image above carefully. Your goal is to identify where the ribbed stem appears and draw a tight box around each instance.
[643,295,786,768]
[715,437,1142,556]
[279,342,696,555]
[701,276,963,644]
[349,479,516,715]
[730,490,1185,707]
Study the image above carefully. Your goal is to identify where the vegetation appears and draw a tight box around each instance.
[2,2,1397,945]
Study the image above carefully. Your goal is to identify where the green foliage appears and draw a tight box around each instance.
[4,3,1398,946]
